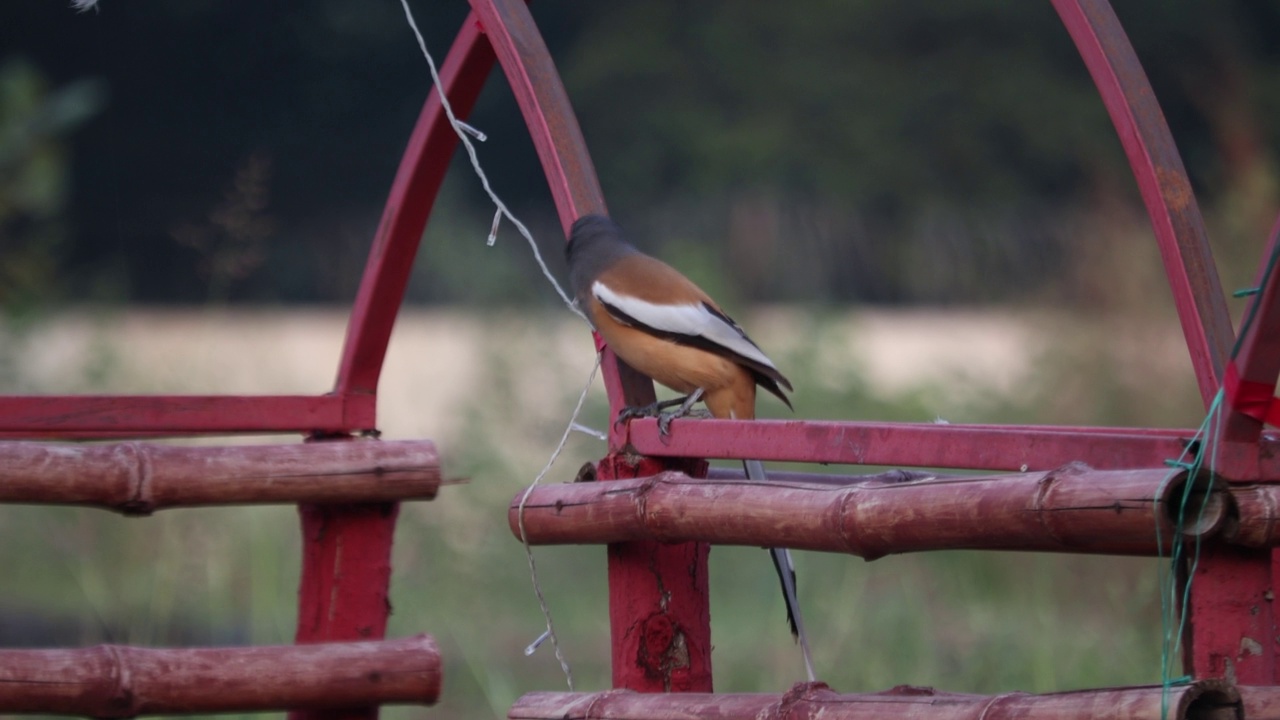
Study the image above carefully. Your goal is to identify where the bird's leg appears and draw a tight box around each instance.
[615,396,689,426]
[617,389,712,434]
[656,387,711,435]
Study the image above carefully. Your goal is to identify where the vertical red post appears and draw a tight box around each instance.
[1184,545,1278,684]
[598,453,713,692]
[290,437,400,720]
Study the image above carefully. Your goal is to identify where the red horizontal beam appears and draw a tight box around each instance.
[0,394,375,438]
[620,418,1280,481]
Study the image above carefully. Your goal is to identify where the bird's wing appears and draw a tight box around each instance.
[591,279,783,378]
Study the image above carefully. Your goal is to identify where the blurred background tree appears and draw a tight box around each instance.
[0,1,1275,308]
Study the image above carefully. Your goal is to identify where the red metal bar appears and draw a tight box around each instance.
[620,418,1280,480]
[471,0,706,692]
[1184,546,1278,684]
[1222,214,1280,442]
[597,455,712,692]
[334,14,498,398]
[468,0,659,425]
[1052,0,1233,407]
[291,499,400,720]
[469,0,607,232]
[294,16,500,719]
[0,394,373,438]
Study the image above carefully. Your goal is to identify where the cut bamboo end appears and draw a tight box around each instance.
[0,439,440,514]
[0,635,441,717]
[1223,485,1280,547]
[508,681,1241,720]
[509,464,1229,558]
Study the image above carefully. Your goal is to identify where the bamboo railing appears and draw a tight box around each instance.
[0,440,439,513]
[510,464,1228,558]
[0,636,440,716]
[509,681,1240,720]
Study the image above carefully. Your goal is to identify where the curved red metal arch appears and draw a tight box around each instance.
[1052,0,1233,407]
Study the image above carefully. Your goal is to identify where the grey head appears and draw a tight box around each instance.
[565,214,640,301]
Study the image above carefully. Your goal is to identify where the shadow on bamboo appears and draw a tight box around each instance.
[509,463,1228,558]
[0,635,440,716]
[0,440,440,514]
[509,681,1240,720]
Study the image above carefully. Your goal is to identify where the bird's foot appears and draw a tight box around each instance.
[656,405,712,435]
[656,388,707,436]
[617,389,708,436]
[616,397,687,426]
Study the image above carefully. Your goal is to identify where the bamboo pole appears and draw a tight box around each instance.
[508,681,1240,720]
[1223,485,1280,547]
[1241,685,1280,719]
[0,440,439,513]
[0,635,440,716]
[509,464,1226,558]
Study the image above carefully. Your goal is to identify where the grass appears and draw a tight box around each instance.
[0,305,1209,718]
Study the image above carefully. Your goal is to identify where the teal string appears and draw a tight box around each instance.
[1156,388,1224,720]
[1155,230,1280,718]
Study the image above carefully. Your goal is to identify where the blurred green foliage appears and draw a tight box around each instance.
[0,1,1276,304]
[0,57,102,315]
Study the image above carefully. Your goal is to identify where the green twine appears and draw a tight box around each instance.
[1155,388,1223,720]
[1154,229,1280,718]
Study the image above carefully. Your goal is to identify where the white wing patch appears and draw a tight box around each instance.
[592,280,779,372]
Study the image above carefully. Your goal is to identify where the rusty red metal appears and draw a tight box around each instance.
[0,394,374,438]
[469,0,710,693]
[290,502,400,720]
[1222,216,1280,443]
[597,455,713,693]
[1051,0,1233,407]
[1046,0,1280,687]
[292,14,504,720]
[334,13,497,399]
[470,0,608,232]
[1184,546,1278,684]
[619,417,1280,481]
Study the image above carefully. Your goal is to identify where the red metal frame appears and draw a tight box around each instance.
[4,0,1279,708]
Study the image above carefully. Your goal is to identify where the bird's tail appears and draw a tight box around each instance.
[745,458,816,682]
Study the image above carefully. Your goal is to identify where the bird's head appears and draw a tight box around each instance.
[566,214,637,295]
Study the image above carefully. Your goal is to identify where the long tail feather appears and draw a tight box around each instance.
[745,459,816,682]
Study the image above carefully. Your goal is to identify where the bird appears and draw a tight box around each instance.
[565,213,815,682]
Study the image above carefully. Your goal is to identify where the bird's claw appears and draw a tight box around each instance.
[656,406,712,435]
[615,398,683,428]
[617,389,708,436]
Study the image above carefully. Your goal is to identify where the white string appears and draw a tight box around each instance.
[515,353,602,691]
[397,0,585,322]
[396,1,608,689]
